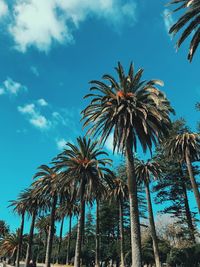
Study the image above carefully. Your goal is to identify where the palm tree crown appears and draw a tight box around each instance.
[136,160,161,185]
[109,178,128,201]
[33,165,58,202]
[169,0,200,61]
[54,136,113,201]
[82,62,174,153]
[166,132,200,161]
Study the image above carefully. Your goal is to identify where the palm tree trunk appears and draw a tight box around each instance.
[119,199,125,267]
[56,217,65,264]
[36,232,42,263]
[145,183,161,267]
[66,215,72,265]
[16,212,25,267]
[82,201,85,245]
[181,178,196,242]
[25,210,36,267]
[126,137,142,267]
[185,152,200,213]
[95,199,100,267]
[45,194,57,267]
[74,181,86,267]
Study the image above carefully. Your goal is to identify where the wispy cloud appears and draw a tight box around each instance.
[0,0,8,18]
[30,115,49,129]
[56,138,67,150]
[0,77,27,96]
[8,0,137,52]
[163,9,175,35]
[18,102,51,130]
[30,66,39,77]
[37,98,48,107]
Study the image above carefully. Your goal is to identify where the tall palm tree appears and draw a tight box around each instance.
[82,62,173,267]
[55,197,78,264]
[135,160,161,267]
[165,132,200,213]
[55,204,66,264]
[168,0,200,61]
[9,190,29,267]
[24,187,42,267]
[54,137,113,267]
[109,178,128,267]
[65,202,79,265]
[33,165,59,267]
[35,215,51,263]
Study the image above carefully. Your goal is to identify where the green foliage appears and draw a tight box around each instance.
[167,244,200,267]
[169,0,200,61]
[82,62,173,154]
[0,220,9,238]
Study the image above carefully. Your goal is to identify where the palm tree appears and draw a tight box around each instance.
[179,166,197,242]
[65,202,79,265]
[135,160,161,267]
[165,132,200,213]
[9,190,29,267]
[0,220,9,238]
[55,204,66,264]
[35,215,51,263]
[33,165,59,267]
[55,197,78,264]
[24,187,42,267]
[109,178,128,267]
[0,230,26,265]
[168,0,200,61]
[54,137,113,267]
[82,62,173,267]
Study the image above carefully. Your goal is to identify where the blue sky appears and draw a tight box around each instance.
[0,0,200,233]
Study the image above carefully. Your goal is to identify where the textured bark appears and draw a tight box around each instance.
[16,213,25,267]
[95,199,100,267]
[82,200,86,245]
[185,152,200,213]
[36,232,42,263]
[45,195,57,267]
[145,184,161,267]
[181,178,196,242]
[119,200,125,267]
[25,210,36,267]
[126,137,142,267]
[56,217,65,263]
[74,181,86,267]
[66,215,72,265]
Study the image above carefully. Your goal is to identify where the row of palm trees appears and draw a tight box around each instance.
[3,62,199,267]
[2,1,200,266]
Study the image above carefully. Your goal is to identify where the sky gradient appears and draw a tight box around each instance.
[0,0,200,233]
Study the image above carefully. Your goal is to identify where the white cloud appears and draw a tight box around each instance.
[37,98,48,106]
[163,9,174,34]
[9,0,137,52]
[30,66,39,76]
[30,115,49,129]
[18,103,50,130]
[56,138,67,150]
[18,103,35,114]
[105,133,114,151]
[0,0,8,18]
[0,77,27,96]
[0,87,5,95]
